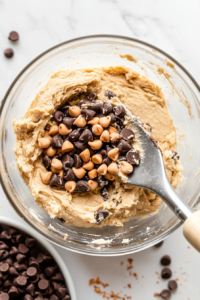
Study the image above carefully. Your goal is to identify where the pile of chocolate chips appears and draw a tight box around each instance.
[0,225,70,300]
[41,90,140,197]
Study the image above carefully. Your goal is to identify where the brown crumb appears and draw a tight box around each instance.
[127,265,133,270]
[187,246,190,249]
[120,261,124,265]
[89,277,109,288]
[156,281,159,284]
[133,273,138,279]
[129,271,132,276]
[127,258,133,265]
[154,292,160,297]
[94,285,102,294]
[127,284,131,288]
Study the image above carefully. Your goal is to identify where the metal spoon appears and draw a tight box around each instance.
[126,114,200,252]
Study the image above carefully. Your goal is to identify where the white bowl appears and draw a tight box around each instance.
[0,216,77,300]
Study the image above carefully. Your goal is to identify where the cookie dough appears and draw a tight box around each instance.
[13,66,182,227]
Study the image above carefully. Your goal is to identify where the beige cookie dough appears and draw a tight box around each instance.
[13,66,182,227]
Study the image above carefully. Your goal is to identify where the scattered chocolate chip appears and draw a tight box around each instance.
[49,174,63,187]
[8,286,19,297]
[100,187,109,201]
[68,129,80,142]
[10,246,18,256]
[50,295,59,300]
[1,231,11,240]
[80,129,93,143]
[37,253,45,264]
[24,295,33,300]
[0,263,9,273]
[38,279,49,291]
[160,289,171,299]
[109,113,116,124]
[4,48,14,58]
[161,268,172,279]
[8,31,19,41]
[16,275,27,286]
[62,155,74,170]
[16,253,26,263]
[171,151,180,160]
[126,149,140,165]
[56,285,68,298]
[51,136,63,149]
[67,148,76,156]
[74,141,87,150]
[113,105,126,117]
[25,237,36,248]
[168,280,178,291]
[45,266,57,278]
[0,242,8,250]
[103,102,113,115]
[90,103,103,113]
[0,292,9,300]
[160,255,171,266]
[53,111,64,124]
[74,154,83,168]
[102,157,112,166]
[27,267,37,278]
[26,284,35,296]
[75,181,90,193]
[154,241,163,248]
[16,234,25,244]
[87,92,97,101]
[118,139,132,153]
[121,128,135,142]
[9,267,18,276]
[105,90,116,99]
[63,169,76,181]
[63,117,76,129]
[8,228,17,236]
[43,155,51,169]
[98,149,107,159]
[51,272,64,282]
[81,109,96,121]
[94,209,109,224]
[0,250,9,260]
[18,243,29,254]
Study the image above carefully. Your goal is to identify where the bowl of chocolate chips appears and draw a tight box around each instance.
[1,35,200,256]
[0,217,76,300]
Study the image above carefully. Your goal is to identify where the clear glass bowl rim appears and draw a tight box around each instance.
[0,34,200,256]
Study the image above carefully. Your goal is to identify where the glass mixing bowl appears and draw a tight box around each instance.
[0,35,200,256]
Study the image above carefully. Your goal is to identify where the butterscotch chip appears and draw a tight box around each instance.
[88,169,97,179]
[59,124,72,135]
[49,125,59,135]
[97,164,108,176]
[38,138,51,149]
[92,154,102,164]
[73,115,87,127]
[69,106,81,117]
[108,126,118,133]
[88,117,100,125]
[51,158,63,170]
[62,141,74,153]
[80,149,90,163]
[51,166,61,174]
[88,140,102,150]
[44,147,57,157]
[65,181,76,192]
[99,116,111,128]
[83,160,94,170]
[100,130,110,143]
[72,167,86,179]
[108,162,119,175]
[88,180,98,191]
[104,173,115,181]
[107,148,119,161]
[40,171,52,184]
[120,161,133,175]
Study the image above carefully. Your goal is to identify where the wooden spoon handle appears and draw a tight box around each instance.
[183,211,200,252]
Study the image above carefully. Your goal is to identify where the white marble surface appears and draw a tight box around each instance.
[0,1,200,299]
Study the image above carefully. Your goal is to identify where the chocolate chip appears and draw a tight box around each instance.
[37,253,45,264]
[172,151,180,160]
[56,286,68,298]
[95,113,104,119]
[117,155,126,162]
[90,103,103,113]
[101,157,111,166]
[8,286,19,297]
[154,241,163,248]
[63,117,76,129]
[62,155,74,170]
[81,109,96,121]
[98,149,107,159]
[118,139,132,153]
[53,111,64,124]
[161,268,172,279]
[106,145,113,153]
[16,275,27,286]
[103,102,113,115]
[89,148,96,157]
[1,231,11,240]
[100,187,109,201]
[80,129,93,143]
[105,90,116,99]
[74,181,90,193]
[0,250,9,260]
[168,280,178,291]
[43,155,51,169]
[94,209,109,224]
[50,295,59,300]
[45,266,57,278]
[8,31,19,41]
[5,258,13,266]
[116,116,125,129]
[87,92,97,101]
[68,129,80,143]
[0,263,9,273]
[113,105,126,117]
[0,292,9,300]
[27,267,37,278]
[51,136,63,149]
[109,113,116,124]
[4,48,14,58]
[18,244,29,254]
[63,296,71,300]
[63,169,76,181]
[126,149,140,165]
[25,237,35,248]
[67,148,76,156]
[160,289,171,299]
[74,154,83,168]
[82,174,90,181]
[74,141,87,151]
[14,262,27,272]
[9,267,18,276]
[16,253,26,263]
[49,174,63,187]
[97,177,108,188]
[160,255,171,266]
[16,234,25,244]
[8,228,17,236]
[0,242,8,250]
[24,295,33,300]
[121,128,135,142]
[26,284,35,296]
[51,272,64,282]
[38,279,49,291]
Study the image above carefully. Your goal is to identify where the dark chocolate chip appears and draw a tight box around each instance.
[117,155,126,162]
[105,90,116,99]
[16,234,25,244]
[160,255,171,266]
[56,286,68,298]
[0,242,8,250]
[30,246,40,258]
[103,102,113,115]
[90,103,103,114]
[89,148,96,157]
[126,149,140,165]
[16,253,26,263]
[18,244,29,254]
[78,100,90,108]
[38,279,49,291]
[9,267,18,276]
[53,111,64,124]
[121,128,135,142]
[16,276,27,286]
[25,237,35,248]
[87,92,97,101]
[62,155,74,170]
[10,246,18,256]
[102,157,112,166]
[63,117,76,129]
[63,169,76,181]
[81,109,96,121]
[27,267,37,278]
[63,296,71,300]
[160,289,171,300]
[74,154,83,168]
[0,263,9,273]
[1,231,11,240]
[51,136,63,149]
[68,129,80,143]
[118,139,132,153]
[116,116,125,128]
[168,280,178,291]
[97,149,106,159]
[8,286,19,297]
[67,148,76,156]
[0,292,9,300]
[0,250,9,260]
[106,145,113,153]
[37,253,45,264]
[74,141,87,150]
[161,268,172,279]
[51,272,64,282]
[45,266,57,278]
[80,129,93,143]
[94,209,109,225]
[154,241,163,248]
[9,31,19,41]
[14,262,27,272]
[50,295,59,300]
[109,113,116,124]
[26,284,35,296]
[82,174,90,181]
[24,295,33,300]
[172,151,180,160]
[8,228,17,236]
[74,181,90,193]
[43,155,52,169]
[49,174,63,187]
[113,105,126,117]
[5,258,13,266]
[100,187,109,201]
[4,48,14,58]
[95,113,104,119]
